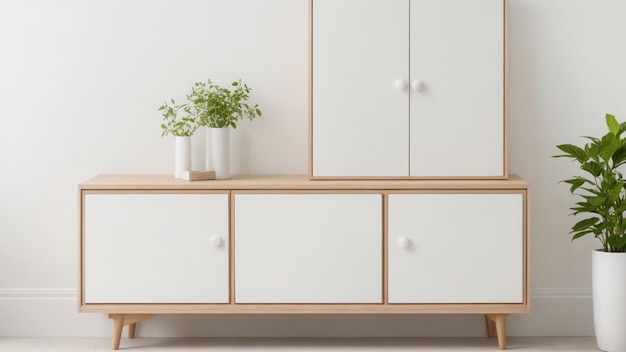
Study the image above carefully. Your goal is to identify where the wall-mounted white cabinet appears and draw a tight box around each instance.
[83,193,229,304]
[234,193,382,303]
[311,0,506,178]
[388,193,523,303]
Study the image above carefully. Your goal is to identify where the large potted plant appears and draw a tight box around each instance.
[158,100,199,178]
[554,113,626,352]
[187,79,261,179]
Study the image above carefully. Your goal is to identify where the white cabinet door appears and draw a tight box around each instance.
[409,0,504,177]
[84,193,229,303]
[388,193,523,303]
[312,0,410,177]
[235,194,382,303]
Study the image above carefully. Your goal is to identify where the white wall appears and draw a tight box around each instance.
[0,0,625,337]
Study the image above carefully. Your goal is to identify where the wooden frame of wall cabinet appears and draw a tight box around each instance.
[78,174,529,350]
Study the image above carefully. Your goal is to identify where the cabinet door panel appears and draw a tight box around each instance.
[84,194,229,303]
[235,194,382,303]
[410,0,504,176]
[312,0,409,177]
[388,193,523,303]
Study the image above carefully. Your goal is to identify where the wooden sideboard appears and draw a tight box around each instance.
[78,174,529,350]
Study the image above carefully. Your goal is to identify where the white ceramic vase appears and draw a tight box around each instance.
[206,127,230,179]
[593,249,626,352]
[174,136,191,179]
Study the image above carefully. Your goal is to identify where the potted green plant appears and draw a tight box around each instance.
[188,79,261,129]
[554,113,626,352]
[158,99,200,178]
[187,79,261,179]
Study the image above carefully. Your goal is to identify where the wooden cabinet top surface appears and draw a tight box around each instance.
[79,174,528,191]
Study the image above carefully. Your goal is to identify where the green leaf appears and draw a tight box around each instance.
[582,136,600,143]
[607,183,624,203]
[580,187,600,195]
[571,208,595,216]
[555,144,588,162]
[572,217,599,231]
[618,122,626,137]
[580,161,603,177]
[597,133,620,162]
[612,146,626,167]
[563,178,588,193]
[572,230,595,240]
[589,196,606,206]
[607,113,619,135]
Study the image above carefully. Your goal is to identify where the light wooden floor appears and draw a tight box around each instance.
[0,337,598,351]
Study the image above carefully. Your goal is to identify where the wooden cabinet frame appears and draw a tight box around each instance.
[78,175,528,350]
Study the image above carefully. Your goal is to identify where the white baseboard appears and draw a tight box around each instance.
[0,288,76,300]
[0,287,594,337]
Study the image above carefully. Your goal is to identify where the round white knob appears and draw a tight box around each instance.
[210,236,223,248]
[397,236,410,248]
[395,80,408,91]
[411,80,424,92]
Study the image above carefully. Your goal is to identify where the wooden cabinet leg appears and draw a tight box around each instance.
[485,315,496,338]
[494,315,507,350]
[485,314,509,350]
[111,315,124,350]
[108,314,157,350]
[128,323,137,339]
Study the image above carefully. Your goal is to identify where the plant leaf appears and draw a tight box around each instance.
[607,113,619,135]
[589,196,606,207]
[580,161,603,177]
[572,230,595,240]
[607,183,623,203]
[571,217,599,231]
[612,146,626,167]
[600,133,620,161]
[555,144,588,161]
[563,178,588,193]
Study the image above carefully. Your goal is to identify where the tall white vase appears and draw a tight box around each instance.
[206,127,230,179]
[593,249,626,352]
[174,136,191,179]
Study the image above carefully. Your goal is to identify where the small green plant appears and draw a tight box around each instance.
[554,113,626,252]
[158,99,198,137]
[188,79,262,129]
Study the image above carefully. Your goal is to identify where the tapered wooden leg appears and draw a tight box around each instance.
[485,314,509,350]
[494,315,507,350]
[111,316,124,350]
[108,314,157,350]
[128,323,137,339]
[485,315,496,338]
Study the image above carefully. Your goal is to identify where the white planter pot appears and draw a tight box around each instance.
[206,127,230,179]
[593,249,626,352]
[174,136,192,179]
